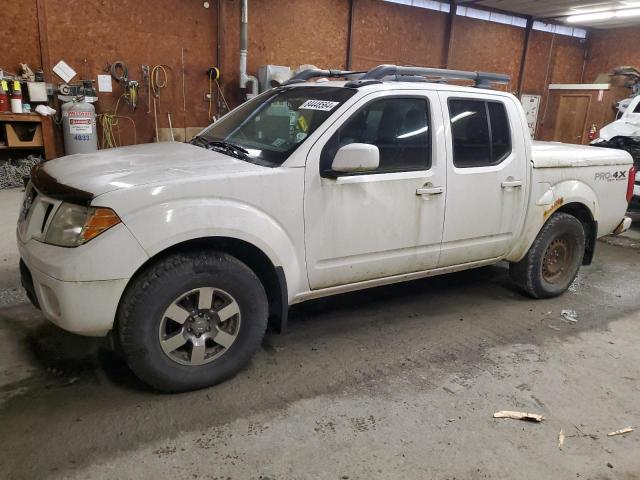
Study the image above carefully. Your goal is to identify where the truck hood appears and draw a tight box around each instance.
[532,141,633,168]
[31,142,265,204]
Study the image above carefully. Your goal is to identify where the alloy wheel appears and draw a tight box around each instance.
[158,287,241,366]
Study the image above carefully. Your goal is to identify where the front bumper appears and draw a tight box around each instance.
[20,258,128,336]
[17,221,149,336]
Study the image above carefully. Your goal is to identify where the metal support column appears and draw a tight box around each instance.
[516,17,534,97]
[444,1,456,68]
[346,0,355,70]
[36,0,51,81]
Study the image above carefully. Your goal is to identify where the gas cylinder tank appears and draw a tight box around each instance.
[62,101,98,155]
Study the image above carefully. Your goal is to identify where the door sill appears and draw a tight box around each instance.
[292,257,502,304]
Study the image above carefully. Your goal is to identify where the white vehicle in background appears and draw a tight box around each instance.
[592,94,640,152]
[17,65,635,392]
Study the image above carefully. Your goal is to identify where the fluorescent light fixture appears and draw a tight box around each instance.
[567,10,614,22]
[569,6,611,15]
[567,7,640,23]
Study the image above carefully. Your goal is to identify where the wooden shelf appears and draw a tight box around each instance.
[0,113,57,159]
[0,112,44,122]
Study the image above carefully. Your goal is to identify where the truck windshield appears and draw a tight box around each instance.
[197,86,356,166]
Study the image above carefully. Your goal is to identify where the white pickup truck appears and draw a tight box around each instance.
[17,65,635,392]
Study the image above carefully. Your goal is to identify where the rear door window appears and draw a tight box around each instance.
[448,99,512,168]
[488,102,511,162]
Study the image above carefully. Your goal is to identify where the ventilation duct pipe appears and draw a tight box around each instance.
[240,0,259,99]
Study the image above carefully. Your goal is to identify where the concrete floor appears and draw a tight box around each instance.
[1,186,640,480]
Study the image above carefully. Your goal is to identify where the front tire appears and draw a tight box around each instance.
[117,250,268,392]
[509,213,585,299]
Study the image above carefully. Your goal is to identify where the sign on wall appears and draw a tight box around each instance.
[520,94,541,138]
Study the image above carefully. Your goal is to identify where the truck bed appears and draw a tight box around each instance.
[532,141,632,168]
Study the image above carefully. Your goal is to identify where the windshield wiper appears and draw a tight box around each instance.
[191,137,251,161]
[190,135,209,148]
[208,141,250,157]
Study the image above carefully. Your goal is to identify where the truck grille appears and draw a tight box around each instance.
[19,185,37,221]
[17,184,57,243]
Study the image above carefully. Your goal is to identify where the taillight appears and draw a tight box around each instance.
[627,165,637,203]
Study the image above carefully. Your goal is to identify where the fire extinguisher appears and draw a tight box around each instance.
[0,80,9,112]
[587,123,598,141]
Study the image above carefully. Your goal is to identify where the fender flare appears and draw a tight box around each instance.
[121,197,307,302]
[507,180,598,263]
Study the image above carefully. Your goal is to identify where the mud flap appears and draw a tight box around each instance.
[269,266,289,334]
[583,220,598,265]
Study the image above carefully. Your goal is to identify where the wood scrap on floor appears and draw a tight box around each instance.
[493,410,544,422]
[607,427,633,437]
[558,429,565,449]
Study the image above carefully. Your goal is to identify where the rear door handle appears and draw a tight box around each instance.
[416,185,444,196]
[501,180,523,189]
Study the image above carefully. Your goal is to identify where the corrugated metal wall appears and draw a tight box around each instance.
[1,0,615,148]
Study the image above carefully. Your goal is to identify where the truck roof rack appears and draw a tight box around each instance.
[283,64,510,89]
[283,69,367,85]
[346,64,510,89]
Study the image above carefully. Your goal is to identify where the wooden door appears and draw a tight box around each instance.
[553,95,591,144]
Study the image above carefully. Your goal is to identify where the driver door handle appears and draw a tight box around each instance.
[416,185,444,196]
[501,179,523,189]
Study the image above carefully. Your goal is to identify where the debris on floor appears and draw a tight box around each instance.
[607,427,633,437]
[570,424,599,440]
[560,309,578,323]
[493,410,544,422]
[0,155,42,190]
[558,429,565,449]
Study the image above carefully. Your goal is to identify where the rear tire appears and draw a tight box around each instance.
[117,250,268,392]
[509,213,585,299]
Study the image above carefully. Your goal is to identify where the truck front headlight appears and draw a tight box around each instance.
[45,203,121,247]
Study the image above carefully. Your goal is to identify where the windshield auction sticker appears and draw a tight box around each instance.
[299,100,340,111]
